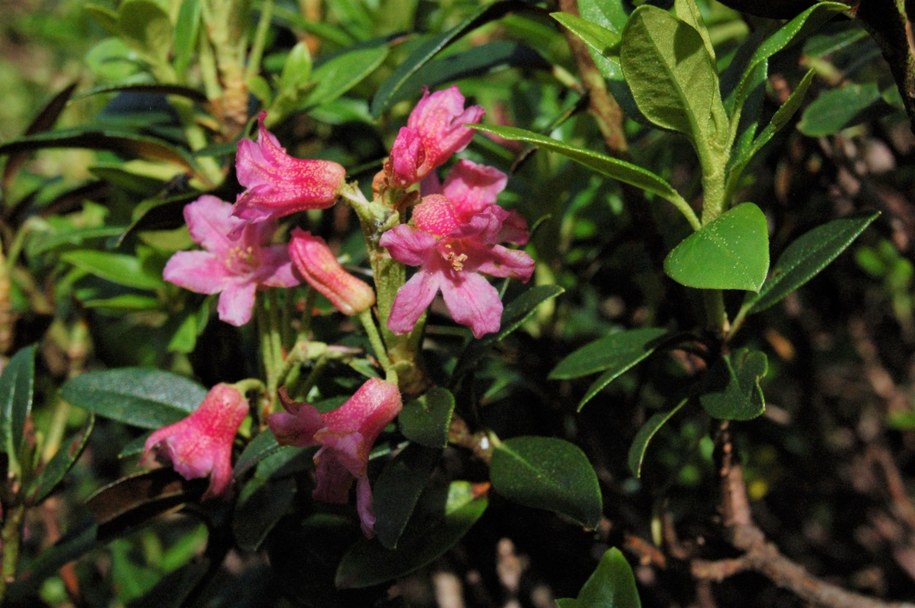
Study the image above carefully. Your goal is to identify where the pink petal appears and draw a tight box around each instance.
[163,251,230,294]
[356,476,376,538]
[388,270,442,335]
[258,244,300,288]
[184,195,241,255]
[267,406,324,447]
[441,160,507,218]
[217,281,258,326]
[379,225,438,267]
[440,271,503,338]
[475,244,535,281]
[412,194,461,236]
[313,449,354,504]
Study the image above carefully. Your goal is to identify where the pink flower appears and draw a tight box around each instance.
[268,379,403,537]
[288,228,376,316]
[233,112,346,224]
[379,191,534,338]
[163,195,299,326]
[143,384,249,500]
[387,86,485,188]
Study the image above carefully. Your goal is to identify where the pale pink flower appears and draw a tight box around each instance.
[163,195,299,326]
[143,384,249,500]
[288,228,376,316]
[268,379,403,537]
[233,112,346,224]
[379,191,534,338]
[387,86,485,188]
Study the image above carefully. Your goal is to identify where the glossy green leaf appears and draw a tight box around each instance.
[61,250,163,290]
[370,1,527,117]
[746,211,879,314]
[490,436,601,528]
[664,203,769,291]
[373,444,441,549]
[557,547,642,608]
[118,0,173,64]
[304,41,388,109]
[0,345,37,467]
[26,415,95,504]
[76,83,208,103]
[61,368,206,429]
[627,398,687,478]
[797,82,883,136]
[620,6,724,145]
[172,0,200,79]
[399,387,455,449]
[699,348,768,421]
[728,2,846,114]
[551,12,621,59]
[472,125,689,213]
[233,430,289,478]
[550,328,668,380]
[336,482,488,588]
[279,41,313,93]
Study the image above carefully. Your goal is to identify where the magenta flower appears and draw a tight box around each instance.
[143,383,249,500]
[387,86,485,188]
[379,191,534,338]
[268,379,403,537]
[163,195,299,326]
[233,112,346,224]
[288,228,376,316]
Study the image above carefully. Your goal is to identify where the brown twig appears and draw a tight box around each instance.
[693,422,915,608]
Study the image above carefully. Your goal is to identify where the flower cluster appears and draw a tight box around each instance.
[155,85,533,535]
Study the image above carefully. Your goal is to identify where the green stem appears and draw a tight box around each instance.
[245,0,274,84]
[358,309,392,375]
[0,503,25,602]
[256,296,275,389]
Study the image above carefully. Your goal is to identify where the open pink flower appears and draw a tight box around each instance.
[163,195,299,326]
[288,229,376,316]
[379,192,534,338]
[387,86,485,188]
[268,379,402,537]
[143,384,249,500]
[233,112,346,224]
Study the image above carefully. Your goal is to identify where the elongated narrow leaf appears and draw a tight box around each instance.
[699,348,767,421]
[76,83,208,103]
[336,482,488,588]
[664,203,769,291]
[551,328,668,380]
[620,6,725,145]
[399,387,455,448]
[0,345,37,466]
[26,415,95,504]
[373,445,441,549]
[557,547,642,608]
[173,0,201,79]
[491,436,601,528]
[746,211,879,314]
[61,250,163,290]
[61,368,205,429]
[118,0,173,64]
[551,12,621,59]
[304,41,389,109]
[473,125,681,204]
[797,82,883,136]
[370,1,528,116]
[233,477,297,551]
[627,398,687,477]
[728,2,847,114]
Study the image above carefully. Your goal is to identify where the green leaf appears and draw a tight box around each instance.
[557,547,642,608]
[60,368,206,429]
[797,82,883,136]
[551,12,621,59]
[728,2,847,114]
[61,250,163,290]
[550,328,668,380]
[627,398,687,478]
[370,1,527,117]
[472,125,692,220]
[26,415,95,504]
[0,345,37,469]
[118,0,173,65]
[233,430,290,478]
[746,211,879,314]
[336,481,488,588]
[303,41,388,109]
[664,203,769,291]
[279,41,312,94]
[172,0,200,79]
[233,477,297,551]
[399,387,455,449]
[699,348,768,421]
[620,6,725,145]
[373,444,441,549]
[490,436,601,528]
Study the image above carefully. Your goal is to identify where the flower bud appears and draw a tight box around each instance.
[288,228,375,316]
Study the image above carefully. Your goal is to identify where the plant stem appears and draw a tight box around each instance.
[0,503,26,602]
[358,309,393,376]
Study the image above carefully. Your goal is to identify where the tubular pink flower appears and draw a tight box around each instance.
[163,195,299,326]
[379,192,534,338]
[143,384,249,500]
[387,86,485,188]
[233,112,346,224]
[268,379,402,537]
[288,229,376,316]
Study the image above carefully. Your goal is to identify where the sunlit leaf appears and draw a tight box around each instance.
[61,250,163,290]
[557,547,642,608]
